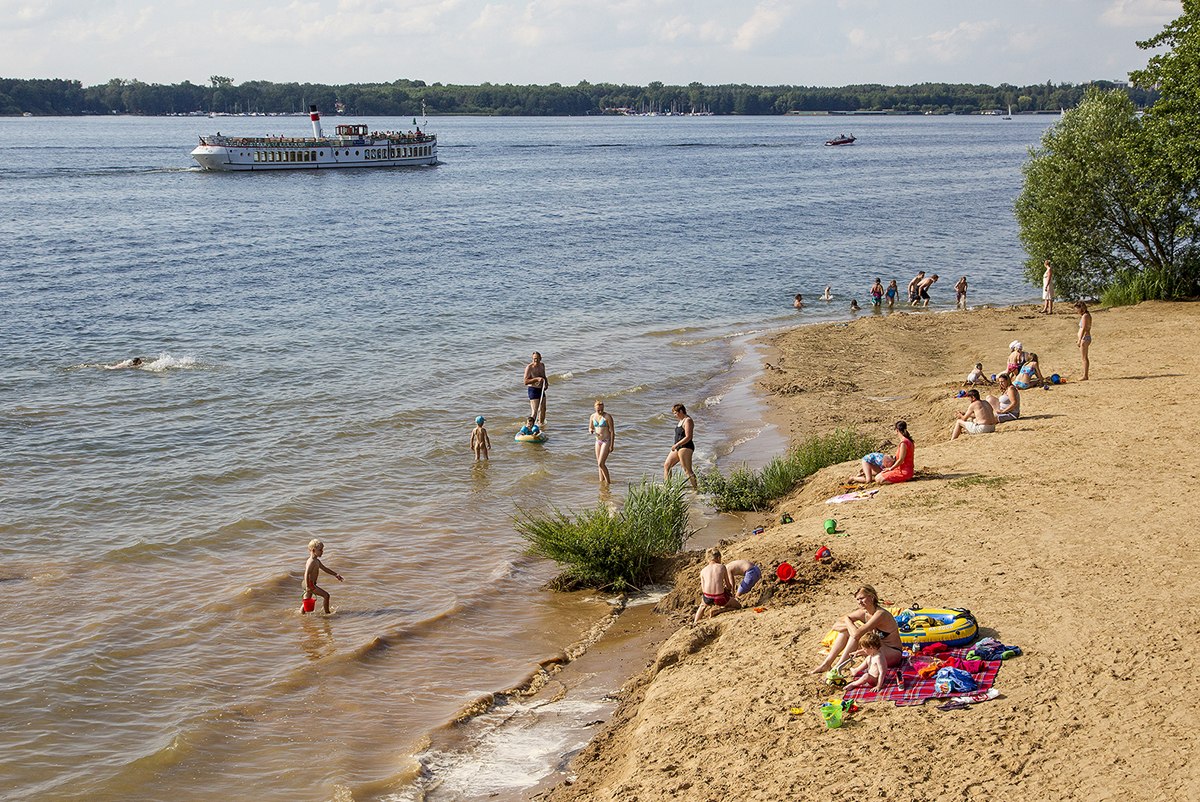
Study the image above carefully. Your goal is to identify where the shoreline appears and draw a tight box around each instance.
[537,300,1200,802]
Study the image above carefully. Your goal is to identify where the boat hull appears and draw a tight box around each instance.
[190,142,437,171]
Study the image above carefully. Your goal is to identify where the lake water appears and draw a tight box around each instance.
[0,113,1054,801]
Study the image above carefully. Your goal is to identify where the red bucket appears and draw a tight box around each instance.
[302,597,316,612]
[776,562,796,582]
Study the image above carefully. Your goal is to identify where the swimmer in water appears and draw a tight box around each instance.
[105,357,144,370]
[821,286,832,301]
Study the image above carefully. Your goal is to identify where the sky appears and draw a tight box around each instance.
[0,0,1185,88]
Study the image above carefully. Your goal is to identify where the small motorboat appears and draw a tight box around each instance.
[825,134,856,146]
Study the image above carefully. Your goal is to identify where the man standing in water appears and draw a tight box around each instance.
[524,351,548,425]
[907,270,926,305]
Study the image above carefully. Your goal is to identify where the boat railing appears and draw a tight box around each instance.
[198,133,436,148]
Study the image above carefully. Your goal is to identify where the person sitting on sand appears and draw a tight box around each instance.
[986,374,1020,423]
[950,389,999,439]
[793,293,804,309]
[821,286,832,301]
[1006,341,1025,376]
[965,362,993,386]
[850,451,895,484]
[812,584,904,675]
[726,558,762,598]
[694,548,739,624]
[1013,352,1046,390]
[873,421,915,484]
[844,631,891,691]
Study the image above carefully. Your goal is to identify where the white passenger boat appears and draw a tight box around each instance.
[191,106,437,171]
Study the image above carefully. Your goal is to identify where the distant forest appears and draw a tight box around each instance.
[1,76,1155,117]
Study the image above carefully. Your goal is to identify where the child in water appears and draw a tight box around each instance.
[821,286,832,301]
[470,416,491,460]
[849,299,861,312]
[844,631,890,691]
[517,417,541,437]
[885,280,898,308]
[301,539,343,615]
[793,293,804,309]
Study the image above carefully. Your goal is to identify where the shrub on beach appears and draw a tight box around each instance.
[1100,260,1199,306]
[699,428,877,511]
[515,479,694,591]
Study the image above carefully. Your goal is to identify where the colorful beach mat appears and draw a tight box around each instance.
[842,648,1002,707]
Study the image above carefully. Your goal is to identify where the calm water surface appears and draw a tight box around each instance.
[0,113,1054,801]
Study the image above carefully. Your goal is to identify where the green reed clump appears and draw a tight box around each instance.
[515,479,694,591]
[699,428,877,512]
[1100,261,1199,307]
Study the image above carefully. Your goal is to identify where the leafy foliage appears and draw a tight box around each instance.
[699,429,876,512]
[515,479,693,591]
[1014,87,1199,301]
[0,76,1157,117]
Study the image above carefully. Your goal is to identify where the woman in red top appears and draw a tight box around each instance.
[876,421,914,484]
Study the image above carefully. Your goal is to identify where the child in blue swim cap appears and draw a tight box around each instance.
[470,416,490,461]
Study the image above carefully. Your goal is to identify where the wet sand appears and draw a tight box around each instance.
[538,301,1200,802]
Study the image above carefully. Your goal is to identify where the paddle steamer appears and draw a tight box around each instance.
[191,106,436,171]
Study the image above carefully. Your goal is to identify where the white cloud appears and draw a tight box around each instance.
[925,20,997,63]
[1100,0,1179,28]
[731,2,789,51]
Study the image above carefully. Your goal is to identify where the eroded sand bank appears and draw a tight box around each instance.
[540,301,1200,802]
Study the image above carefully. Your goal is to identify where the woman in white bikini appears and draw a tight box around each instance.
[589,400,615,485]
[1076,301,1092,381]
[812,585,904,676]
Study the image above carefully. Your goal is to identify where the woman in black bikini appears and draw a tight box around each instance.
[811,584,904,675]
[663,403,698,490]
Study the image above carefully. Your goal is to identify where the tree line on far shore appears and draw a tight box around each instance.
[0,76,1155,117]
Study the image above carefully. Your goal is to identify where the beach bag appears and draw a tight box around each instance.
[934,666,978,694]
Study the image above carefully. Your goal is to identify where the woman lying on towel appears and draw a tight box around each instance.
[811,584,905,675]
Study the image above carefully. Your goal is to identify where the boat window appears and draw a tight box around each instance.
[355,150,360,156]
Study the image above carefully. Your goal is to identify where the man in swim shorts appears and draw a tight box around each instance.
[907,270,925,305]
[726,558,762,598]
[694,548,739,624]
[949,389,999,440]
[524,351,548,425]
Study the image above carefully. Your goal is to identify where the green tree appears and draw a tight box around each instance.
[1014,87,1195,300]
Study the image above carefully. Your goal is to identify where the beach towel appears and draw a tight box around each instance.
[843,648,1003,707]
[826,489,879,504]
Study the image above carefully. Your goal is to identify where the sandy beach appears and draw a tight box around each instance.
[539,301,1200,802]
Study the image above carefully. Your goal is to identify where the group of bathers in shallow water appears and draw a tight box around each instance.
[469,352,701,489]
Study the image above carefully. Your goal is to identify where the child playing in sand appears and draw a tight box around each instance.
[850,451,894,483]
[470,416,491,461]
[301,539,343,615]
[694,548,739,624]
[965,363,993,386]
[726,559,762,598]
[844,631,889,691]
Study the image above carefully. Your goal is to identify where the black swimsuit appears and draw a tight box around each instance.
[674,422,694,450]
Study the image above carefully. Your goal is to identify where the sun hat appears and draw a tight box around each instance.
[475,416,485,424]
[1009,340,1022,349]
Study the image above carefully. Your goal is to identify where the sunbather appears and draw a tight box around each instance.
[811,585,904,675]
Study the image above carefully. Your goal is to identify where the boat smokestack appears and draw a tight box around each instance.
[309,105,323,138]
